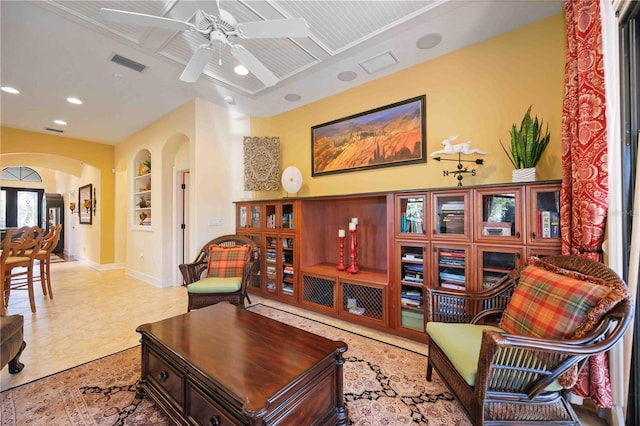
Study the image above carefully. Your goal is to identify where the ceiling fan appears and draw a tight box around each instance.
[100,2,309,87]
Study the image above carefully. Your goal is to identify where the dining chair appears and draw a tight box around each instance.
[27,224,62,300]
[1,226,44,314]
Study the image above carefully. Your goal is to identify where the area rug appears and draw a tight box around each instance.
[0,304,470,425]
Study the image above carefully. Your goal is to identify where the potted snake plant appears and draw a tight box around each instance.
[500,105,550,182]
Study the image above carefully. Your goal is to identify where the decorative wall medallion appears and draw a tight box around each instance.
[244,136,281,191]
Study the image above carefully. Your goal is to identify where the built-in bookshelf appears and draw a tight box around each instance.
[235,180,561,342]
[133,149,152,228]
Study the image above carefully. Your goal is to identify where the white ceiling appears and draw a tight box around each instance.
[0,1,563,145]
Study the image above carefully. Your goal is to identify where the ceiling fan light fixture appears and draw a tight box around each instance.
[234,65,249,75]
[67,97,83,105]
[1,86,20,94]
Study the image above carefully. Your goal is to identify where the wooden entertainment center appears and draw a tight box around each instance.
[235,180,561,342]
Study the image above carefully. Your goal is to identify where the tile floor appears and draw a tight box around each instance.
[0,258,606,424]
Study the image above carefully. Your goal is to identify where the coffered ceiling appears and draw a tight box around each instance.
[0,1,563,145]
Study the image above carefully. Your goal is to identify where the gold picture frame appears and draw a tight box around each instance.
[78,183,92,225]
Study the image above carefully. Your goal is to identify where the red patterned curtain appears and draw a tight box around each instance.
[560,0,611,408]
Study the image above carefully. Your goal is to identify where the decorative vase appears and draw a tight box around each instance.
[512,167,537,183]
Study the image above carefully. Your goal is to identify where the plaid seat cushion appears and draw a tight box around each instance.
[207,244,250,278]
[500,264,613,339]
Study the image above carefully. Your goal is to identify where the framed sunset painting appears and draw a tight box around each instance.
[311,95,426,176]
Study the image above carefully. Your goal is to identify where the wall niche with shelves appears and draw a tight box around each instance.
[133,149,152,228]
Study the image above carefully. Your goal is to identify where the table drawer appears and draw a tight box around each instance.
[147,349,185,410]
[187,380,245,425]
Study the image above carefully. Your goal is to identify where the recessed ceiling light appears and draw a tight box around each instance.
[66,97,83,105]
[416,33,443,50]
[1,86,20,94]
[54,119,67,126]
[224,96,236,105]
[284,94,301,102]
[234,65,248,75]
[337,71,357,82]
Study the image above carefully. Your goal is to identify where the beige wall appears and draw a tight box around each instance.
[113,98,249,286]
[250,14,565,198]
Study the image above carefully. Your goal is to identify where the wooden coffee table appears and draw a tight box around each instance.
[136,303,348,425]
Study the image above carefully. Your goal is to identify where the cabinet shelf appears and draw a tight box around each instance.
[133,151,152,228]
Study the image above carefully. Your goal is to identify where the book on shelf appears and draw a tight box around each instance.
[401,214,423,233]
[282,285,294,295]
[482,221,511,236]
[439,250,465,257]
[402,253,423,261]
[440,282,465,290]
[541,210,552,238]
[440,200,465,211]
[401,299,423,308]
[550,212,560,238]
[439,269,465,284]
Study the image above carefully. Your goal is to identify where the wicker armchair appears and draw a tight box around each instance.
[179,235,259,311]
[425,255,633,425]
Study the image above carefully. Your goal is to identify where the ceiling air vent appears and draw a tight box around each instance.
[359,51,399,75]
[110,54,147,73]
[45,127,64,133]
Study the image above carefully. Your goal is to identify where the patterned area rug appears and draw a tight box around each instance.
[0,304,470,425]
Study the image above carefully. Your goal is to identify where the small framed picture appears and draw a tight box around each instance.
[78,183,92,225]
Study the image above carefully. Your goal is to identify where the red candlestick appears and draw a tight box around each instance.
[336,235,346,271]
[346,227,360,274]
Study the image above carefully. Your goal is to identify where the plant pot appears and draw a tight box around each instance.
[512,167,537,182]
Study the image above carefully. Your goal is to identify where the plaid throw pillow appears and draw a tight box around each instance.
[207,244,250,278]
[511,257,629,388]
[500,264,613,339]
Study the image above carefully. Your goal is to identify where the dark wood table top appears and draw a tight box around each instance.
[137,303,348,413]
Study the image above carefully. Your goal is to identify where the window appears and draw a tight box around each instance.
[0,187,44,229]
[1,166,42,182]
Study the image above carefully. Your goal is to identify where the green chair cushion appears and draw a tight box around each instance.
[427,322,503,386]
[427,322,562,391]
[187,277,242,294]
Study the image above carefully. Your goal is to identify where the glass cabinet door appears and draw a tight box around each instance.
[475,187,523,243]
[280,202,296,232]
[396,194,427,237]
[264,201,296,231]
[398,242,428,331]
[432,190,471,241]
[432,243,470,291]
[281,236,296,298]
[264,235,278,295]
[250,204,262,229]
[477,245,524,291]
[527,183,561,246]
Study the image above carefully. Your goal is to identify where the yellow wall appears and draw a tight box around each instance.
[251,13,565,198]
[0,127,115,264]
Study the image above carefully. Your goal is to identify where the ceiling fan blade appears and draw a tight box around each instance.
[180,45,214,83]
[100,8,194,32]
[196,0,219,18]
[230,45,278,87]
[237,18,309,39]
